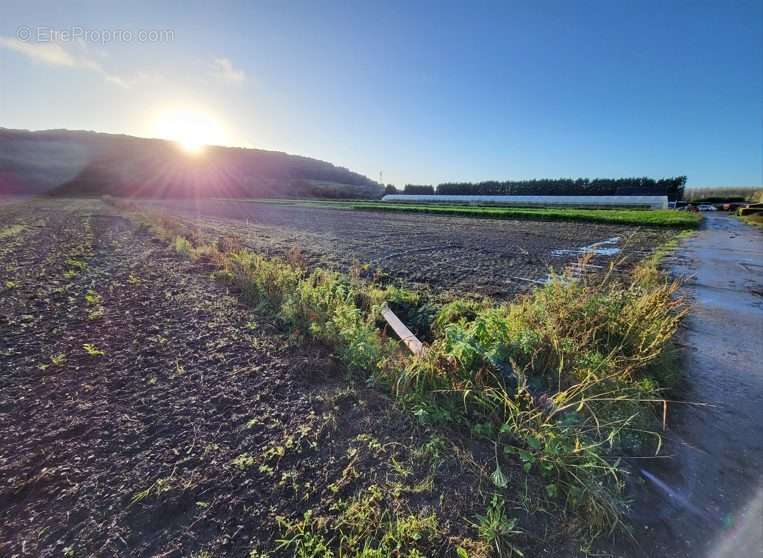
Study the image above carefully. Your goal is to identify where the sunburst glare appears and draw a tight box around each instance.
[151,107,227,155]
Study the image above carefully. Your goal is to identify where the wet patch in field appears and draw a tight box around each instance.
[143,199,672,299]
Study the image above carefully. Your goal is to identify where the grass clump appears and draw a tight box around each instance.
[227,255,389,373]
[471,494,523,557]
[392,258,685,535]
[129,476,174,507]
[82,343,105,357]
[147,211,389,374]
[0,224,27,240]
[230,251,302,314]
[740,212,763,229]
[174,235,193,256]
[277,485,443,558]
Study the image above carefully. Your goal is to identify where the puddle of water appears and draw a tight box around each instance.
[551,236,622,257]
[538,260,606,285]
[516,236,622,287]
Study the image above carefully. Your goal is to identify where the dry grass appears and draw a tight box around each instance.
[684,187,762,202]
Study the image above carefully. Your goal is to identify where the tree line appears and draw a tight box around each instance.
[385,177,687,201]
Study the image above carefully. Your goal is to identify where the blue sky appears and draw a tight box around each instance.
[1,0,761,186]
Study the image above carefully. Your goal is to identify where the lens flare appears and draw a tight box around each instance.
[151,107,227,155]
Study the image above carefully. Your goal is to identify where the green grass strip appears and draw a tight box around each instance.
[348,203,702,228]
[221,198,702,228]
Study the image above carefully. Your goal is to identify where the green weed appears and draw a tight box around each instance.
[231,453,257,471]
[84,290,102,305]
[51,353,66,366]
[277,485,441,557]
[129,476,173,507]
[66,258,88,270]
[174,235,193,256]
[82,343,105,357]
[472,495,523,557]
[412,434,447,466]
[0,224,27,240]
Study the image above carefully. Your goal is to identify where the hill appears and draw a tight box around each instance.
[0,128,382,199]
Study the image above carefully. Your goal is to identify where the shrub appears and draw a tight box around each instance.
[228,251,303,313]
[281,269,387,372]
[431,299,484,336]
[173,235,193,256]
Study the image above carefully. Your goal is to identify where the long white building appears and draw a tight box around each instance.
[381,194,669,209]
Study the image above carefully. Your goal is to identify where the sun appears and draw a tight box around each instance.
[151,107,227,155]
[178,137,205,155]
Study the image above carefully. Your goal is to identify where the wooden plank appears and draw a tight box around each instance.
[380,303,425,356]
[510,275,547,285]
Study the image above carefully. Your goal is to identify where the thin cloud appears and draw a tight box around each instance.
[212,57,245,83]
[0,36,128,88]
[0,37,75,66]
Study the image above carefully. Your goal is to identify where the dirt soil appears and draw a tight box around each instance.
[623,214,763,557]
[142,199,674,298]
[0,199,581,557]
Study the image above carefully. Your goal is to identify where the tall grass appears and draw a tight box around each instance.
[740,213,763,229]
[684,187,762,202]
[391,258,685,534]
[125,205,688,542]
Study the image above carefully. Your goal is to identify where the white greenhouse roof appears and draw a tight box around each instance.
[381,195,669,209]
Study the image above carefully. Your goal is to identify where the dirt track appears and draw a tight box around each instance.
[626,214,763,557]
[0,199,578,557]
[143,199,674,298]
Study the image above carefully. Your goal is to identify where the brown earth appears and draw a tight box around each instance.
[141,199,674,299]
[0,199,585,557]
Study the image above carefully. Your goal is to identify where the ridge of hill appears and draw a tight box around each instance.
[0,128,382,199]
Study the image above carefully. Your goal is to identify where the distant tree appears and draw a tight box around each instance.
[403,184,435,195]
[384,184,398,194]
[665,176,687,202]
[435,177,687,197]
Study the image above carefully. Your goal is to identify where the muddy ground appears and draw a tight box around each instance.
[142,199,674,298]
[622,214,763,558]
[0,199,583,557]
